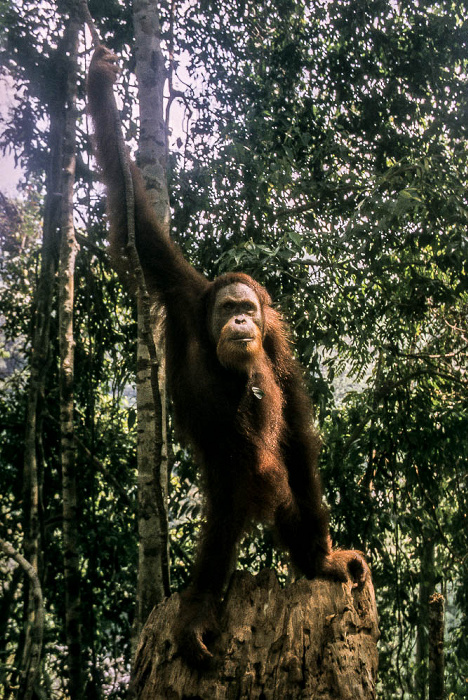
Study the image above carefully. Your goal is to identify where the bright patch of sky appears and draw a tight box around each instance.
[0,76,22,195]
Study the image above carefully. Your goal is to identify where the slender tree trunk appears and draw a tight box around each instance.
[20,36,66,700]
[0,539,44,700]
[134,0,170,233]
[415,538,435,700]
[131,0,171,649]
[57,11,83,699]
[428,593,445,700]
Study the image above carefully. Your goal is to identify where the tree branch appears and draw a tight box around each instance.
[0,538,44,700]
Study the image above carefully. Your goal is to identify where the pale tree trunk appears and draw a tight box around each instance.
[129,570,380,700]
[57,11,83,700]
[131,0,171,649]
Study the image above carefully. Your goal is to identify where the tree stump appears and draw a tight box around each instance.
[130,568,379,699]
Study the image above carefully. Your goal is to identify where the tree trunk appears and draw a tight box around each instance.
[132,0,171,648]
[130,569,379,699]
[0,539,44,700]
[428,593,444,700]
[57,11,83,700]
[415,538,435,700]
[20,30,67,700]
[134,0,170,233]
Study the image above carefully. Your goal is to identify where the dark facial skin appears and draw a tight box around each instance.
[210,283,264,345]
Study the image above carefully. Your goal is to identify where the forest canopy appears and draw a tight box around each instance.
[0,1,467,698]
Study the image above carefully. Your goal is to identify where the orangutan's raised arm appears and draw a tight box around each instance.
[87,45,208,306]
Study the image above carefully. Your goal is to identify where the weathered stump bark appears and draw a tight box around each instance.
[130,568,379,699]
